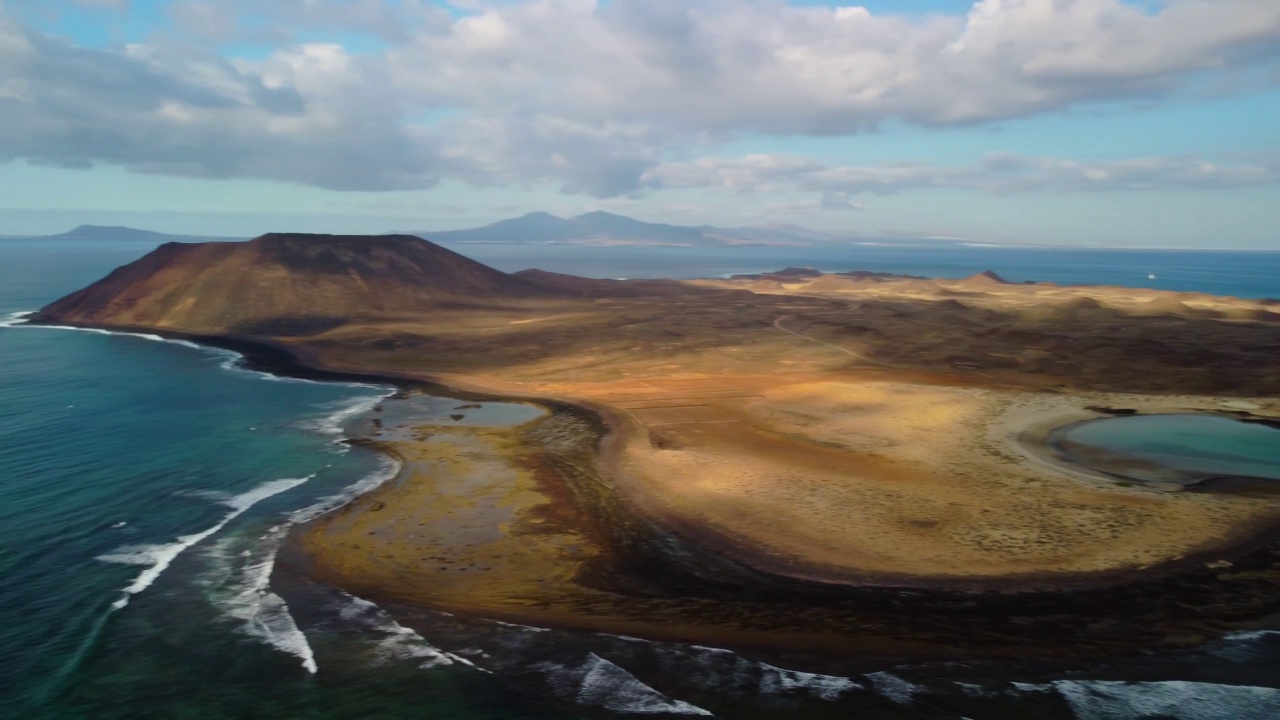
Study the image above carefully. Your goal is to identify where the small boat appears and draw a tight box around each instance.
[1148,273,1157,280]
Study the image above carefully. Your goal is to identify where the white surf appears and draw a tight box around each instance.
[98,476,315,611]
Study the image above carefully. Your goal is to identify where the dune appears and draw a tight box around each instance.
[796,275,861,293]
[1127,296,1204,318]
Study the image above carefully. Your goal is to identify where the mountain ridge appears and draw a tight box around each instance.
[20,214,993,249]
[421,211,735,247]
[416,212,998,248]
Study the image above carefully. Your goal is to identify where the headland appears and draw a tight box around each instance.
[31,233,1280,662]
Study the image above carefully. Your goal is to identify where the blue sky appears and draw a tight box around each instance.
[1,0,1278,247]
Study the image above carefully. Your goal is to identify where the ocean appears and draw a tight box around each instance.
[443,242,1280,299]
[1,236,1279,719]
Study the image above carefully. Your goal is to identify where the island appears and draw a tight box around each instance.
[35,225,240,243]
[31,232,1280,663]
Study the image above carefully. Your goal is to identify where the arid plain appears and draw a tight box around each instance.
[35,235,1280,660]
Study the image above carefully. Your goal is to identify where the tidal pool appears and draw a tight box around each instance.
[1048,413,1280,488]
[347,390,547,443]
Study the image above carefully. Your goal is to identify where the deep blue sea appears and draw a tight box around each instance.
[2,237,1279,719]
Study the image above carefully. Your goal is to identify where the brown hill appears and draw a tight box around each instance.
[956,270,1011,286]
[35,233,549,335]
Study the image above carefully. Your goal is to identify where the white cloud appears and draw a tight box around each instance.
[0,15,449,189]
[390,0,1280,132]
[645,151,1280,197]
[1,1,1279,196]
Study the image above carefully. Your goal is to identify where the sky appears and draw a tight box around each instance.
[0,0,1278,247]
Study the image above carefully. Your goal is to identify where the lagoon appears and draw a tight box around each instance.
[1050,414,1280,487]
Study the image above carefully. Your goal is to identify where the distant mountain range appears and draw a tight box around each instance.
[50,225,180,241]
[18,214,981,248]
[419,212,715,247]
[27,225,242,243]
[417,212,969,248]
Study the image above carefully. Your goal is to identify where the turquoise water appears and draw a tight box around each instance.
[1053,414,1280,483]
[3,238,1280,719]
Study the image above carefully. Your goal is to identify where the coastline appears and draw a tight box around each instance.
[23,315,1280,662]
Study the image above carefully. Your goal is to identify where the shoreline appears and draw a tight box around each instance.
[24,316,1280,661]
[27,314,1280,583]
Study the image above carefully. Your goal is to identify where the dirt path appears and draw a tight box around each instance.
[772,314,878,365]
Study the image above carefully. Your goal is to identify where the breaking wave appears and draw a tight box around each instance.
[1210,629,1280,663]
[199,455,402,674]
[336,594,479,670]
[865,671,926,705]
[758,661,861,701]
[1,311,392,395]
[539,653,713,716]
[1,316,205,350]
[98,476,315,611]
[305,393,394,441]
[1052,680,1280,720]
[0,310,35,327]
[203,523,318,674]
[676,644,862,703]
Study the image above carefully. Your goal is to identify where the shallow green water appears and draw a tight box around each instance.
[1054,414,1280,483]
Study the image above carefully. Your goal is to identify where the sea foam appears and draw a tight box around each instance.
[0,310,34,327]
[540,653,713,716]
[306,393,394,440]
[0,311,391,393]
[290,455,402,524]
[198,455,401,675]
[203,520,319,674]
[98,476,313,611]
[674,644,862,703]
[1210,629,1280,663]
[757,661,861,701]
[213,350,382,390]
[337,594,477,670]
[9,320,206,350]
[1051,680,1280,720]
[865,672,926,705]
